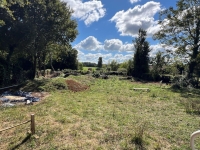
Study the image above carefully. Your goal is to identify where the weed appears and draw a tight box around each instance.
[131,121,149,149]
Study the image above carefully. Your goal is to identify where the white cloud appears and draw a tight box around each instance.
[78,52,113,63]
[110,1,161,37]
[122,43,135,52]
[77,51,133,64]
[129,0,140,4]
[75,37,135,52]
[74,36,103,51]
[66,0,106,25]
[75,37,178,63]
[104,39,135,52]
[104,39,123,51]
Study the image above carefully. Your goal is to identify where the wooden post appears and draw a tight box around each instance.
[31,114,35,134]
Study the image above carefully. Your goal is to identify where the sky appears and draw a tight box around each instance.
[64,0,177,64]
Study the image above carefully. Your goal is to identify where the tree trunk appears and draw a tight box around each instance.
[50,53,55,72]
[30,55,37,80]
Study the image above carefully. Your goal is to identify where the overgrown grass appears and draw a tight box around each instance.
[0,75,200,149]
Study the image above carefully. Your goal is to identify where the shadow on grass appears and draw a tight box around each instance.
[168,86,200,98]
[131,137,147,150]
[11,134,31,150]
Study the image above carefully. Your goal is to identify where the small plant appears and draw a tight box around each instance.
[151,93,157,98]
[131,121,148,149]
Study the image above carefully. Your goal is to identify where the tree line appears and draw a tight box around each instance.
[0,0,199,88]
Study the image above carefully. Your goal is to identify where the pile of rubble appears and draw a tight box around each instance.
[0,91,40,107]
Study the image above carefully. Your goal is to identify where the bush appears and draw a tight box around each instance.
[171,76,197,89]
[161,75,172,84]
[92,73,100,78]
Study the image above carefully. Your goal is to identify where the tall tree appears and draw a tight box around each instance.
[97,57,102,68]
[133,29,151,78]
[0,0,78,80]
[154,0,200,77]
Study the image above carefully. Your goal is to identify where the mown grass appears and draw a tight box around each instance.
[0,75,200,149]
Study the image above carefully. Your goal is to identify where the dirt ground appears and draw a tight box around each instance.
[66,80,89,92]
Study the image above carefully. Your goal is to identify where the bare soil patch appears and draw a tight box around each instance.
[66,80,89,92]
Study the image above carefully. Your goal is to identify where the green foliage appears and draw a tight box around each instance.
[117,68,127,73]
[78,62,83,70]
[133,29,150,79]
[150,51,165,81]
[0,0,78,82]
[109,60,119,71]
[119,61,128,69]
[127,59,134,76]
[82,62,97,67]
[154,0,200,76]
[51,47,78,70]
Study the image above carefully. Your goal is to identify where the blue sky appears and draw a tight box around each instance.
[65,0,176,64]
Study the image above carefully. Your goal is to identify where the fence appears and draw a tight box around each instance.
[0,114,35,134]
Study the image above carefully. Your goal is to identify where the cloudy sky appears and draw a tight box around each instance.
[65,0,176,64]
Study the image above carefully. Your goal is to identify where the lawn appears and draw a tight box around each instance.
[0,75,200,150]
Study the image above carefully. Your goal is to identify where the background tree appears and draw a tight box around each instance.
[150,51,165,80]
[51,46,78,70]
[119,61,128,69]
[97,57,102,68]
[154,0,200,77]
[110,60,119,71]
[133,29,151,78]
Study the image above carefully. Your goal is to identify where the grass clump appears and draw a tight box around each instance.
[131,121,149,149]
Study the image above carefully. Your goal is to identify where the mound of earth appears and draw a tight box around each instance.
[66,80,89,92]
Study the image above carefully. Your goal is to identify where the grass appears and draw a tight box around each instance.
[83,67,97,72]
[0,75,200,149]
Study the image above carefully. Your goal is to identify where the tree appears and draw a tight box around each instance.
[154,0,200,77]
[133,29,151,78]
[0,0,78,81]
[97,57,102,68]
[127,59,134,76]
[110,60,119,71]
[151,51,165,80]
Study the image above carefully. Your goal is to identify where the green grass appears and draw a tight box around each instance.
[83,67,97,71]
[0,75,200,149]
